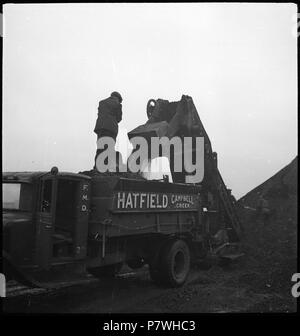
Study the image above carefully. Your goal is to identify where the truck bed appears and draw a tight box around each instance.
[87,175,202,238]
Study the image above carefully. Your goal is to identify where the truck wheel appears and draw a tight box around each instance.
[87,263,122,278]
[160,239,190,287]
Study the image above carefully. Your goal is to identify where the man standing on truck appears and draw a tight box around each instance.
[94,91,123,169]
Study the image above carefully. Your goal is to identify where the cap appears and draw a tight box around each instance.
[111,91,123,103]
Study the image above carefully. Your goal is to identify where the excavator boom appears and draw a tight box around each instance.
[128,95,242,240]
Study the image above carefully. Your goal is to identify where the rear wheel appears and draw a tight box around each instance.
[149,239,190,287]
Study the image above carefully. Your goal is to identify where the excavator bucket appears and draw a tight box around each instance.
[128,121,170,141]
[127,94,243,241]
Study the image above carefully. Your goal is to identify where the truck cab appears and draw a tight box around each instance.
[3,169,91,281]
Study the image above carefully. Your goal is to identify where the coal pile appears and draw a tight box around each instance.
[237,157,297,307]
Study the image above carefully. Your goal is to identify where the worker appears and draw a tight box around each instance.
[257,195,271,224]
[94,91,123,168]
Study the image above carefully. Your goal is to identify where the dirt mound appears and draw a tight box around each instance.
[239,156,297,210]
[236,157,297,310]
[238,156,297,245]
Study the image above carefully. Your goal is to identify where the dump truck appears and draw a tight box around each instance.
[2,95,242,288]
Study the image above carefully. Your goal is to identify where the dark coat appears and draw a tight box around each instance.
[94,96,122,135]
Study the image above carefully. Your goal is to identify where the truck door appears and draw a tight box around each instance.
[53,177,91,260]
[35,176,57,270]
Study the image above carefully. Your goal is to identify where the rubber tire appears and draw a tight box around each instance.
[87,263,122,278]
[160,239,190,287]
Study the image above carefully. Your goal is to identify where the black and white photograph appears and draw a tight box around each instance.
[1,2,298,318]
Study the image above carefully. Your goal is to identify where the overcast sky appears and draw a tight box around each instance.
[3,3,297,198]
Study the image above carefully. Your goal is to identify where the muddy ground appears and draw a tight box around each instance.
[3,249,297,313]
